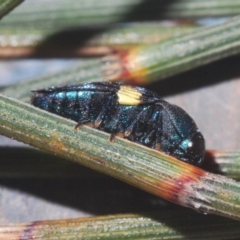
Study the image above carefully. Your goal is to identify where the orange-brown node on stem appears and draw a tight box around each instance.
[157,162,206,204]
[102,48,148,85]
[19,221,40,240]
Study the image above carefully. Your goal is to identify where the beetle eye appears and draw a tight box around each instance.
[186,132,205,157]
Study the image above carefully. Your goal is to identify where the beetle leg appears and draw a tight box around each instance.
[155,142,161,151]
[109,132,125,142]
[154,124,163,150]
[94,110,105,128]
[124,108,149,137]
[74,120,91,129]
[109,133,116,142]
[94,94,116,128]
[74,122,82,129]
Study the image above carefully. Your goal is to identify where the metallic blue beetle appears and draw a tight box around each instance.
[31,82,205,165]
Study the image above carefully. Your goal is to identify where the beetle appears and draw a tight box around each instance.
[31,82,205,165]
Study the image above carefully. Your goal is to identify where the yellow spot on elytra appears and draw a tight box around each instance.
[117,86,142,105]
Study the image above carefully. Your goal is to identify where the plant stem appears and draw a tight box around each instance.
[103,16,240,84]
[1,0,240,27]
[204,150,240,180]
[1,148,240,180]
[0,0,23,20]
[1,94,240,220]
[0,209,240,239]
[0,22,196,58]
